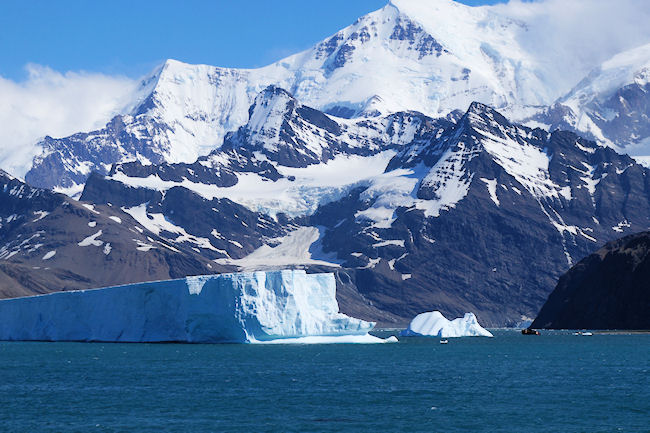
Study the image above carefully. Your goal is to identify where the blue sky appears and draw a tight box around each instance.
[0,0,507,80]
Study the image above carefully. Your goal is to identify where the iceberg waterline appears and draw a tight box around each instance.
[400,311,494,338]
[0,270,392,344]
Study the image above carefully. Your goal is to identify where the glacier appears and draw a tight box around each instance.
[0,269,390,343]
[400,311,493,338]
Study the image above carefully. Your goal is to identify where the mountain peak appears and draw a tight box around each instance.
[255,85,294,102]
[129,59,193,116]
[390,0,466,14]
[247,86,297,134]
[466,101,493,114]
[388,0,484,35]
[459,101,511,131]
[143,58,189,88]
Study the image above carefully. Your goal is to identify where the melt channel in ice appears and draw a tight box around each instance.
[400,311,493,338]
[0,269,395,344]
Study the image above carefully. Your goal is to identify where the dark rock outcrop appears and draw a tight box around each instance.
[532,232,650,330]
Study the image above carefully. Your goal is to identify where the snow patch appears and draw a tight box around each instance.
[479,127,564,201]
[373,240,405,248]
[135,240,155,252]
[417,143,475,217]
[480,178,500,206]
[122,204,219,251]
[42,250,56,260]
[82,204,100,215]
[612,220,631,233]
[113,152,395,218]
[78,230,103,247]
[32,211,49,222]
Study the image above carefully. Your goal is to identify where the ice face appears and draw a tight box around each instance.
[400,311,493,338]
[0,270,375,343]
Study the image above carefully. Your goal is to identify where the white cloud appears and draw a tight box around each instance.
[0,65,140,178]
[489,0,650,90]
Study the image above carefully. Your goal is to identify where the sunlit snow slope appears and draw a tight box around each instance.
[19,0,630,193]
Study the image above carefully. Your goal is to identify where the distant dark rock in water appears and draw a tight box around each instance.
[532,232,650,330]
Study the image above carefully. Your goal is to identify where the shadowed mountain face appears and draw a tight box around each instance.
[69,91,650,326]
[0,170,223,299]
[306,102,650,326]
[532,232,650,330]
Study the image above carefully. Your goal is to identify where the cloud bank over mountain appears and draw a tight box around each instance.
[0,65,138,177]
[491,0,650,83]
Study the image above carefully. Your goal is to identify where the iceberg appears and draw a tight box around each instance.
[400,311,493,338]
[0,269,389,343]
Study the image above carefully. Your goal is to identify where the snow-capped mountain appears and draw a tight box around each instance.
[82,86,451,220]
[0,169,218,299]
[532,43,650,151]
[75,92,650,326]
[308,102,650,325]
[20,0,627,194]
[5,0,650,326]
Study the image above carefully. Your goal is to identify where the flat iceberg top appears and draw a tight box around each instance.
[0,269,379,343]
[400,311,493,338]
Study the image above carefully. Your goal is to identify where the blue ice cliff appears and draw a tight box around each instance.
[0,270,388,343]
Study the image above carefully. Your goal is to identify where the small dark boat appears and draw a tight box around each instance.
[521,328,540,335]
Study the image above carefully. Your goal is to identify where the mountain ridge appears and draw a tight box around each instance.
[18,0,650,193]
[69,93,650,326]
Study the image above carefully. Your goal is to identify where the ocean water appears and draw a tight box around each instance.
[0,330,648,433]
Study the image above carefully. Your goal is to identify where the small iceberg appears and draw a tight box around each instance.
[400,311,493,338]
[0,269,393,344]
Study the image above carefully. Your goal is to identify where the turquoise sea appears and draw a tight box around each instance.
[0,330,648,432]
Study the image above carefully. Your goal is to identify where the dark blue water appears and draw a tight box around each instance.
[0,330,648,432]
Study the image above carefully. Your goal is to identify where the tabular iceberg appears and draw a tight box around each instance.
[0,270,384,343]
[400,311,493,338]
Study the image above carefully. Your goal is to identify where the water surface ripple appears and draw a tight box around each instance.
[0,330,648,432]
